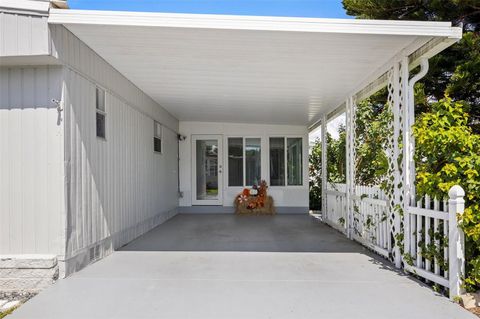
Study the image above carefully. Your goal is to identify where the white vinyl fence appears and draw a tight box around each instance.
[323,183,465,299]
[403,186,466,298]
[325,183,348,233]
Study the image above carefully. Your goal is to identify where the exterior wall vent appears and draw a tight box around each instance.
[89,245,100,262]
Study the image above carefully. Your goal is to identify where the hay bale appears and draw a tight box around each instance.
[235,196,275,215]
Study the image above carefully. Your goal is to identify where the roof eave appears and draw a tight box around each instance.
[48,9,462,38]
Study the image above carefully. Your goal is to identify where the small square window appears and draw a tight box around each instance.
[154,121,162,153]
[96,113,106,139]
[95,87,106,139]
[96,87,105,112]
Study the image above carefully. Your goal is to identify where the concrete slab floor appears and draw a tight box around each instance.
[10,214,476,319]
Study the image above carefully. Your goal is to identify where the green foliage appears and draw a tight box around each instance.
[327,129,347,184]
[309,138,322,210]
[343,0,480,293]
[308,131,347,210]
[342,0,479,24]
[308,90,391,209]
[310,1,480,291]
[0,305,19,319]
[342,0,480,132]
[413,96,480,291]
[354,91,390,186]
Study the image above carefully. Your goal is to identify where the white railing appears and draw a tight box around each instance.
[323,183,466,299]
[325,183,390,258]
[404,186,465,298]
[351,185,390,258]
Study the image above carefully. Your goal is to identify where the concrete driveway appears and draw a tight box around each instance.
[10,214,475,318]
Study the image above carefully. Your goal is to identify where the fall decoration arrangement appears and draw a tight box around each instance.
[234,180,275,215]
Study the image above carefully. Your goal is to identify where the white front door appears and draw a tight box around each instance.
[192,135,223,205]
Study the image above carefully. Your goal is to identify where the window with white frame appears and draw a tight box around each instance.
[96,87,106,139]
[154,121,163,153]
[228,137,243,186]
[227,137,261,186]
[269,137,303,186]
[245,138,261,186]
[269,137,285,186]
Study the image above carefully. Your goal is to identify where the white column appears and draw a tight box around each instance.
[401,56,412,260]
[345,97,356,239]
[321,114,328,221]
[386,58,406,269]
[448,185,465,299]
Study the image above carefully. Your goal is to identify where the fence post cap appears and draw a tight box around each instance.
[448,185,465,199]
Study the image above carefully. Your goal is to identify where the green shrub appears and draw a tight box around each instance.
[413,96,480,292]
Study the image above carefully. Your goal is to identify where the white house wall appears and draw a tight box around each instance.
[54,26,180,275]
[0,12,50,57]
[179,121,309,212]
[0,66,65,256]
[49,25,178,131]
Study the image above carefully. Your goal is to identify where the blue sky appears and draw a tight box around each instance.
[68,0,351,18]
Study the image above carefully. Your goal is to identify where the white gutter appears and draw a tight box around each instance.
[48,9,463,38]
[407,58,429,200]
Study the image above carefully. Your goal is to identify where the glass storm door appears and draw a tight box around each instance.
[192,135,223,205]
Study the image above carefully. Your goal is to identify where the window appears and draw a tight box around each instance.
[245,138,261,186]
[228,137,243,186]
[227,137,261,187]
[269,137,303,186]
[269,137,285,186]
[154,121,162,153]
[96,87,106,139]
[287,138,303,185]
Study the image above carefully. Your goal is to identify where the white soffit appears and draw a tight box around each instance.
[48,10,462,126]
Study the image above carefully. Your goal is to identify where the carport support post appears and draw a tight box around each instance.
[386,57,408,269]
[448,185,465,299]
[345,96,356,239]
[321,114,328,221]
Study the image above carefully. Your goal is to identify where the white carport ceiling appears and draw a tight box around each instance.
[48,10,462,127]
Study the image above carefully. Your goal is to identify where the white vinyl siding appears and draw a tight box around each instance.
[53,25,179,274]
[0,12,50,57]
[0,66,65,255]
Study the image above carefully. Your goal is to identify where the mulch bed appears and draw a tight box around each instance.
[469,307,480,317]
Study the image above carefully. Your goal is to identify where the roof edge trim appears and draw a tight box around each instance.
[48,9,462,38]
[0,0,52,16]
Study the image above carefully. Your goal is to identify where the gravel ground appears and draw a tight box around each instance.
[0,292,36,303]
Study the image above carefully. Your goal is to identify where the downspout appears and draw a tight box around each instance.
[407,58,429,202]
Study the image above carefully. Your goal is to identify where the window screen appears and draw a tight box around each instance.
[245,138,261,186]
[154,121,162,153]
[228,138,243,186]
[269,137,285,186]
[96,87,106,139]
